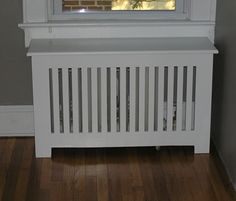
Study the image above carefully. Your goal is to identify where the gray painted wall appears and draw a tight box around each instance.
[213,0,236,188]
[0,0,32,105]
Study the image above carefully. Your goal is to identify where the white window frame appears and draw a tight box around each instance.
[49,0,188,20]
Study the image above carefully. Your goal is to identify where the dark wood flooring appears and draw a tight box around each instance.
[0,137,235,201]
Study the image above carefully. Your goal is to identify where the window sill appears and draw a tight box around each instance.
[19,19,215,29]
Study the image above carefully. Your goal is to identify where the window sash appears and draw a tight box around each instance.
[50,0,187,20]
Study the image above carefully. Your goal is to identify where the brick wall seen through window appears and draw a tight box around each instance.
[63,0,175,12]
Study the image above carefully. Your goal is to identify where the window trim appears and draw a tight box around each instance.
[49,0,188,21]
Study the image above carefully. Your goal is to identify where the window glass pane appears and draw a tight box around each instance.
[62,0,176,12]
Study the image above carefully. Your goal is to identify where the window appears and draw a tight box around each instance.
[51,0,186,20]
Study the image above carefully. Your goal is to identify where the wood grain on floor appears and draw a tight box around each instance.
[0,138,235,201]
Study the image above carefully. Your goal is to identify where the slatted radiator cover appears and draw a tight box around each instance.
[28,37,218,158]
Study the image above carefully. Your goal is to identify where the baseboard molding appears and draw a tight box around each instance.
[0,105,34,136]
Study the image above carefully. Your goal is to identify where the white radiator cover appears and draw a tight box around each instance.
[28,37,218,158]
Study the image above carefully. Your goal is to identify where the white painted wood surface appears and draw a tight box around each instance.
[101,68,107,132]
[91,68,98,132]
[20,23,216,48]
[20,0,217,49]
[148,66,155,132]
[110,68,117,132]
[0,106,34,136]
[72,68,79,133]
[129,67,136,132]
[52,68,60,133]
[28,37,218,157]
[27,37,218,56]
[22,0,217,23]
[82,68,88,133]
[62,68,70,133]
[177,67,184,131]
[139,67,145,132]
[120,67,126,133]
[158,67,164,131]
[186,66,194,131]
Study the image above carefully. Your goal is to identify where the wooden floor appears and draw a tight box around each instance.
[0,138,235,201]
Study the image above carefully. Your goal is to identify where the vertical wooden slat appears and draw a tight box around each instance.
[72,68,79,133]
[167,67,174,131]
[91,68,98,132]
[129,67,136,132]
[177,67,183,131]
[62,68,70,133]
[158,67,164,131]
[110,68,117,132]
[120,67,126,133]
[148,66,155,132]
[101,68,107,132]
[191,67,197,131]
[52,69,60,133]
[186,66,194,131]
[139,67,145,132]
[82,68,88,133]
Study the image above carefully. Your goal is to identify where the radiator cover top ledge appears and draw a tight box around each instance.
[27,37,218,56]
[28,37,218,158]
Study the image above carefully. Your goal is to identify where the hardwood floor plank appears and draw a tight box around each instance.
[192,155,219,201]
[107,149,123,201]
[119,150,134,201]
[150,149,171,201]
[0,138,235,201]
[60,149,75,201]
[0,138,16,200]
[96,149,109,201]
[73,149,86,201]
[51,161,64,183]
[168,148,196,201]
[49,149,66,201]
[127,149,143,188]
[49,183,64,201]
[40,158,52,190]
[138,148,160,201]
[2,139,24,201]
[82,149,98,201]
[14,138,34,201]
[25,152,44,201]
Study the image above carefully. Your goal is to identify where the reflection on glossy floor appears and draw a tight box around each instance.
[0,138,235,201]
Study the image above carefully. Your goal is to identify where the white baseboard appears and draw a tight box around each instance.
[0,105,34,136]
